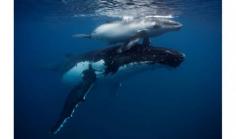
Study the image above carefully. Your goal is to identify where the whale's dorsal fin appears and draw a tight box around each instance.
[51,65,96,134]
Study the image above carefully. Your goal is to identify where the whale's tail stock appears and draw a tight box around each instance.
[72,34,91,39]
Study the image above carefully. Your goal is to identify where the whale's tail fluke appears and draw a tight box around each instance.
[50,65,96,134]
[72,34,91,39]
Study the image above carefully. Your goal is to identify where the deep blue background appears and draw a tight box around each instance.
[15,0,221,139]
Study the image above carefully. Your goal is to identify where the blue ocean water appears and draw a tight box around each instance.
[15,0,221,139]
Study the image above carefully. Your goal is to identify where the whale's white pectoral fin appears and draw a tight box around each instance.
[134,30,150,47]
[126,38,140,48]
[117,30,148,53]
[50,65,96,134]
[117,38,140,53]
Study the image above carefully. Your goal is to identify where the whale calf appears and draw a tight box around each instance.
[74,17,183,50]
[50,42,185,134]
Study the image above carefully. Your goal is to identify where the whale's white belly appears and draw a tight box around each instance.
[92,21,152,42]
[62,60,106,86]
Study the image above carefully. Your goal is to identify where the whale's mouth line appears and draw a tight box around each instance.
[174,25,183,31]
[168,22,182,31]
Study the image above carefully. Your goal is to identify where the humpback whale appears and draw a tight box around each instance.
[74,17,182,50]
[50,42,185,134]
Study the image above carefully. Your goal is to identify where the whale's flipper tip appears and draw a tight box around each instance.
[50,65,96,134]
[50,116,70,135]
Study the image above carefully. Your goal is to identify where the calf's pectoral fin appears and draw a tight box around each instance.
[125,38,140,48]
[117,36,141,53]
[117,30,150,53]
[135,30,151,47]
[50,65,96,134]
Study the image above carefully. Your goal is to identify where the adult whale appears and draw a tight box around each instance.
[50,42,185,134]
[74,17,182,51]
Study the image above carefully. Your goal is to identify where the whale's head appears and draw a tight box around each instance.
[152,47,185,67]
[148,18,183,35]
[128,45,185,68]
